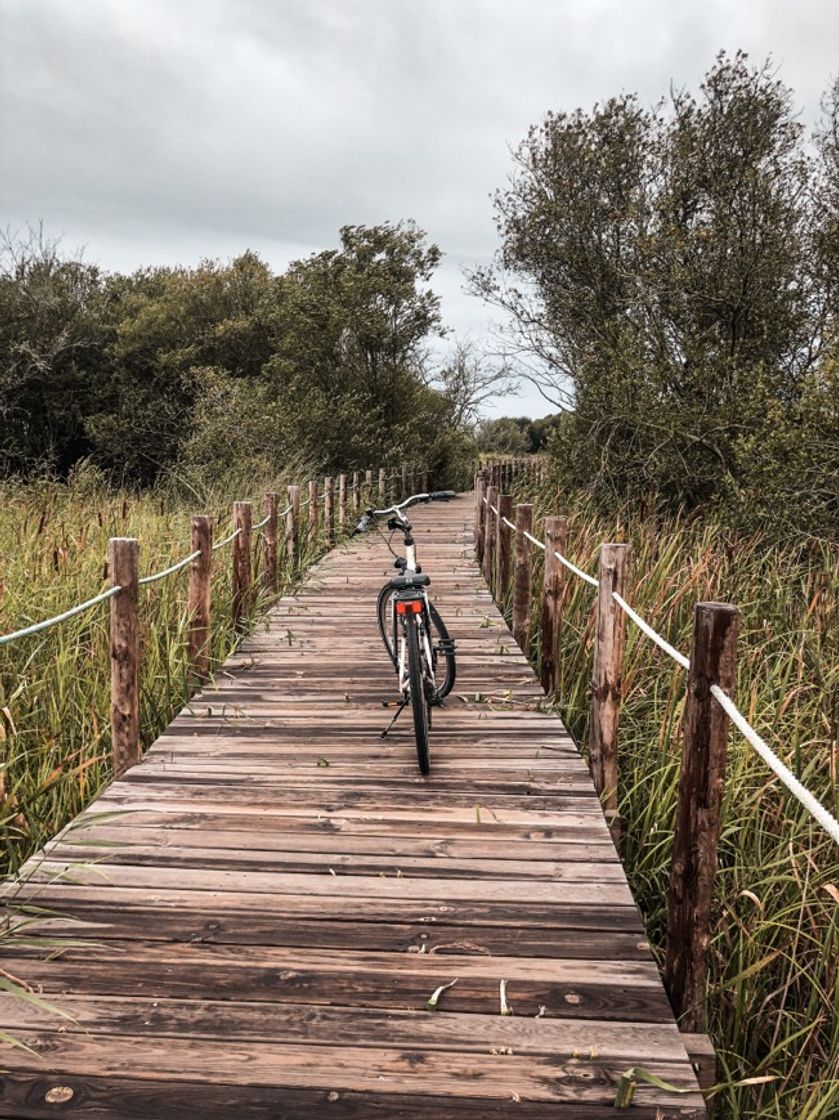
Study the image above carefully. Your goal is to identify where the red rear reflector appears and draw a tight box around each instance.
[395,600,423,615]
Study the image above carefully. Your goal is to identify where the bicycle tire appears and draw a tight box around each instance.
[377,585,456,701]
[405,613,430,775]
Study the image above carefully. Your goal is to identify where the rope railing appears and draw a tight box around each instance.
[555,550,599,588]
[137,550,202,587]
[212,526,243,552]
[612,591,690,669]
[523,521,601,588]
[476,454,839,1030]
[0,586,122,646]
[475,463,839,854]
[710,684,839,845]
[562,529,836,841]
[490,478,839,842]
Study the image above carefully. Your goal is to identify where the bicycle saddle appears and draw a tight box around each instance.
[389,573,431,590]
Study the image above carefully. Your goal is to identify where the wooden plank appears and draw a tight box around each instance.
[0,997,694,1059]
[17,906,650,956]
[26,861,637,907]
[0,1026,704,1097]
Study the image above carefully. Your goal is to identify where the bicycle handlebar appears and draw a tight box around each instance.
[351,491,457,535]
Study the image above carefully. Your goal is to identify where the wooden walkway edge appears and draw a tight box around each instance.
[1,495,706,1118]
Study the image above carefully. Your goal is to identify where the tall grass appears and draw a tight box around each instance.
[0,462,329,879]
[502,475,839,1117]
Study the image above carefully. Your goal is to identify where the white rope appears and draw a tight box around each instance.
[212,527,242,551]
[478,482,838,845]
[710,684,839,846]
[553,550,599,588]
[609,592,838,844]
[612,592,690,669]
[253,514,271,530]
[0,586,122,646]
[138,550,201,587]
[490,504,500,516]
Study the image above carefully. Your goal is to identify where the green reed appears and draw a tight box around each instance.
[502,475,839,1119]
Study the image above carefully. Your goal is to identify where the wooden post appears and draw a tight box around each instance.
[378,467,386,503]
[474,474,487,562]
[665,602,739,1033]
[422,468,429,492]
[188,515,212,683]
[232,501,252,631]
[589,543,629,838]
[540,516,567,694]
[338,474,347,532]
[365,469,373,506]
[408,464,416,495]
[324,476,335,549]
[352,471,361,514]
[308,480,319,554]
[263,492,278,593]
[109,537,139,778]
[484,484,497,589]
[496,494,513,600]
[401,462,408,500]
[512,503,533,651]
[286,485,300,569]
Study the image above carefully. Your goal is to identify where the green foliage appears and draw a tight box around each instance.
[1,222,472,489]
[0,229,108,474]
[473,53,839,540]
[476,414,561,454]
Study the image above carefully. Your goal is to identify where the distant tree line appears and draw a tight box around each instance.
[471,53,839,540]
[0,222,481,487]
[476,414,560,455]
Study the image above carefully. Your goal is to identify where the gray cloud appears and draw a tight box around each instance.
[2,0,837,416]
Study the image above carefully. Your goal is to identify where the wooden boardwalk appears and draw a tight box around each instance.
[1,494,706,1118]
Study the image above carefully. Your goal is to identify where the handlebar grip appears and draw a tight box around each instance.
[429,490,456,501]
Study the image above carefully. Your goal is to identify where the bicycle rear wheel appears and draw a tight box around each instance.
[405,613,430,775]
[378,584,456,701]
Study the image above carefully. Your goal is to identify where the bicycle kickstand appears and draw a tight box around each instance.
[380,697,408,739]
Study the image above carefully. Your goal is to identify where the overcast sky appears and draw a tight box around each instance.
[2,0,837,417]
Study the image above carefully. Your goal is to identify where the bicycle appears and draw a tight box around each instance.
[352,490,458,774]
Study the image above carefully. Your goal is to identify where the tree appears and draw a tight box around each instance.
[471,53,835,528]
[469,92,655,410]
[87,253,276,480]
[0,220,473,489]
[476,417,529,455]
[0,226,108,474]
[432,340,514,430]
[262,221,449,470]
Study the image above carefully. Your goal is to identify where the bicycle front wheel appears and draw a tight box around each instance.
[405,613,430,775]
